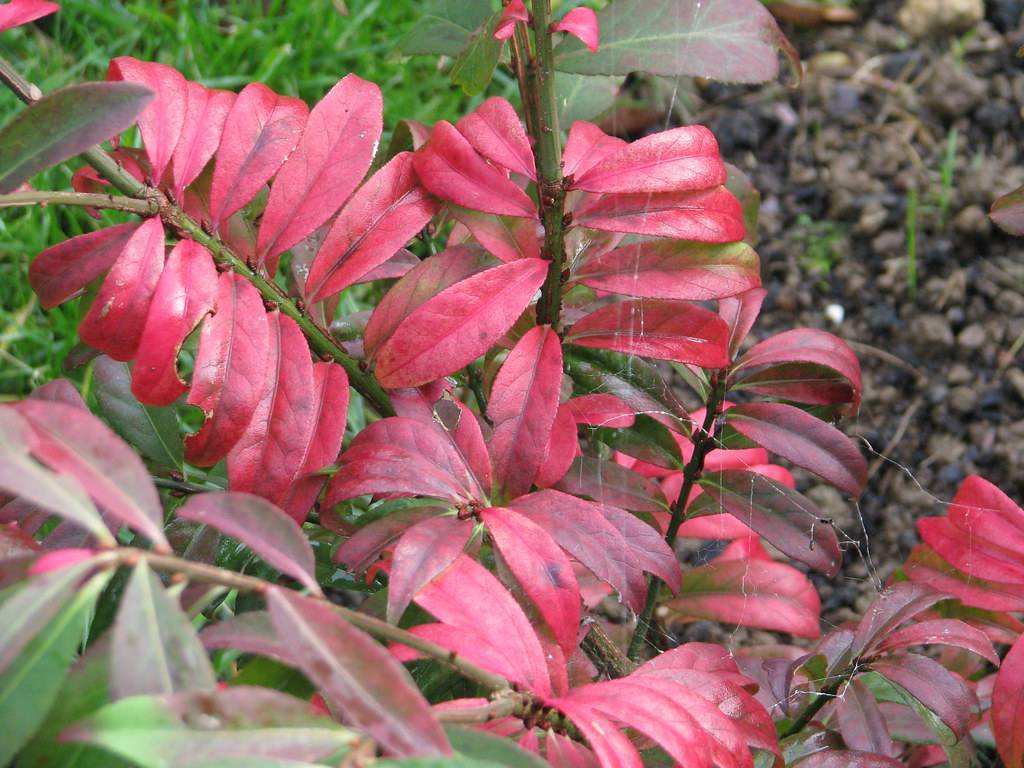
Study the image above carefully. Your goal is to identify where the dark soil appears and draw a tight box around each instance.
[670,0,1024,635]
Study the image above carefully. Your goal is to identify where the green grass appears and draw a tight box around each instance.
[0,0,487,396]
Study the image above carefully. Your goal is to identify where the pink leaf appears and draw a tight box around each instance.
[267,589,450,757]
[178,492,319,594]
[574,186,745,241]
[494,0,527,40]
[372,257,548,389]
[171,82,235,198]
[562,121,627,180]
[535,404,579,487]
[414,554,553,695]
[725,402,867,497]
[334,507,447,573]
[387,515,472,624]
[488,326,563,500]
[184,273,270,466]
[456,97,536,180]
[28,223,139,309]
[993,633,1024,768]
[448,206,540,263]
[108,57,187,184]
[573,125,724,195]
[904,543,1024,613]
[874,619,998,664]
[0,0,59,32]
[567,299,730,368]
[131,238,218,406]
[719,287,766,359]
[16,400,167,548]
[27,548,95,576]
[306,152,438,302]
[575,240,760,301]
[554,7,599,52]
[547,698,642,768]
[565,394,635,428]
[208,82,308,227]
[482,507,581,656]
[257,75,382,266]
[412,120,536,219]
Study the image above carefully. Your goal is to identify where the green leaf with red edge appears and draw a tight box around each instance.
[991,184,1024,235]
[697,469,841,576]
[266,588,451,757]
[566,299,730,368]
[372,257,548,389]
[386,515,473,624]
[553,0,800,84]
[61,687,357,767]
[574,239,760,302]
[574,187,746,241]
[993,633,1024,768]
[0,82,154,193]
[724,402,867,497]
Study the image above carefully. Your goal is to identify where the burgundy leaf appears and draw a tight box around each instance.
[871,654,976,742]
[200,611,292,663]
[0,0,59,32]
[596,501,681,592]
[568,298,730,368]
[413,554,553,695]
[837,679,897,757]
[437,397,494,495]
[78,217,166,361]
[306,152,439,302]
[797,753,903,768]
[257,74,382,266]
[178,492,319,594]
[555,456,668,513]
[875,618,998,664]
[573,125,725,195]
[208,82,308,227]
[184,272,269,466]
[107,58,186,184]
[334,506,446,573]
[29,379,86,408]
[993,633,1024,768]
[170,81,235,198]
[554,7,599,53]
[372,257,548,389]
[449,205,540,263]
[562,121,626,180]
[725,402,867,497]
[28,223,139,309]
[267,589,450,757]
[131,238,217,406]
[412,120,536,218]
[488,326,563,500]
[482,507,581,656]
[574,186,745,242]
[16,400,167,548]
[387,515,472,624]
[851,582,946,658]
[455,97,536,180]
[535,404,579,488]
[574,240,760,301]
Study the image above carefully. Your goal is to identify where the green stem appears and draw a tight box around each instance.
[627,374,727,662]
[525,0,567,331]
[0,190,157,215]
[0,56,393,417]
[581,622,636,679]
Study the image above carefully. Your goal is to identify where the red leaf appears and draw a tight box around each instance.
[16,400,167,548]
[267,589,450,757]
[0,0,59,32]
[567,299,730,367]
[412,120,536,219]
[993,634,1024,768]
[28,223,139,309]
[597,500,681,592]
[573,125,724,195]
[131,238,217,406]
[535,404,579,488]
[725,402,867,497]
[553,7,599,53]
[871,654,975,741]
[456,97,536,180]
[257,75,382,266]
[494,0,527,40]
[565,394,635,428]
[431,396,494,495]
[562,121,626,180]
[171,82,235,198]
[850,582,946,658]
[414,554,552,695]
[184,273,269,466]
[387,515,472,624]
[904,544,1024,612]
[874,619,998,664]
[482,507,581,656]
[547,698,642,768]
[449,205,541,263]
[78,217,165,361]
[555,456,668,513]
[719,287,766,359]
[372,257,548,388]
[918,516,1024,585]
[306,152,438,302]
[334,506,447,573]
[108,57,187,184]
[574,186,745,241]
[208,83,308,227]
[575,239,760,301]
[326,417,487,508]
[488,326,563,500]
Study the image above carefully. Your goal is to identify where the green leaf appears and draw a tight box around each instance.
[0,82,154,193]
[553,0,800,85]
[449,8,504,96]
[400,0,494,57]
[93,357,183,470]
[62,687,356,768]
[555,72,623,124]
[445,726,549,767]
[0,571,111,765]
[109,561,216,698]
